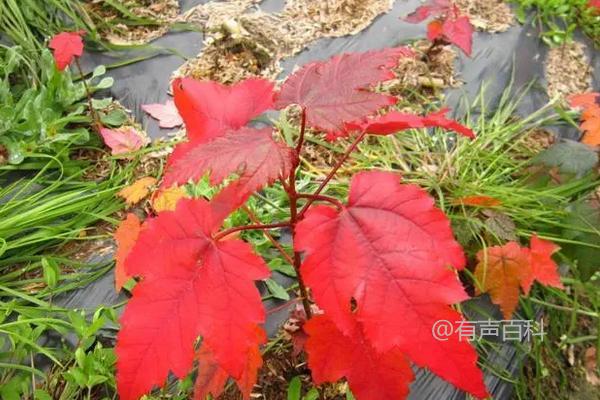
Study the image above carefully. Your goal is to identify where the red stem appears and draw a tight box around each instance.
[213,222,291,241]
[287,108,313,319]
[298,130,367,219]
[297,193,344,210]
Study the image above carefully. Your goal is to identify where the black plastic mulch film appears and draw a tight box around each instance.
[65,1,600,399]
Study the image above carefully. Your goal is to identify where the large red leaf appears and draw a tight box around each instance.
[349,108,475,138]
[162,126,295,214]
[173,77,274,143]
[295,171,487,398]
[275,47,414,139]
[116,198,269,400]
[305,314,414,400]
[48,31,84,71]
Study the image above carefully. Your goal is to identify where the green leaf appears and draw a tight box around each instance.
[268,258,296,277]
[92,97,113,110]
[92,65,106,78]
[100,109,128,127]
[562,201,600,280]
[265,278,290,300]
[287,376,302,400]
[304,388,319,400]
[41,257,59,289]
[534,140,598,177]
[95,77,114,90]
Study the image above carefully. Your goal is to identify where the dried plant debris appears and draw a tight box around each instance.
[176,0,393,83]
[545,41,593,100]
[85,0,179,44]
[454,0,515,33]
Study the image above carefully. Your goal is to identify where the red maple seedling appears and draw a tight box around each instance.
[114,47,490,400]
[405,0,474,57]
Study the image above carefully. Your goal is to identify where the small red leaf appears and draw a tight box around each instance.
[427,20,444,41]
[116,199,269,400]
[99,127,146,155]
[568,92,600,109]
[474,242,527,319]
[142,100,183,128]
[305,314,414,400]
[522,234,563,294]
[589,0,600,12]
[275,47,414,139]
[173,77,274,143]
[296,171,487,398]
[442,16,473,56]
[350,108,475,138]
[453,195,502,207]
[48,31,85,71]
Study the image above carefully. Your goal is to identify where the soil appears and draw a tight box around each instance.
[545,41,593,101]
[455,0,515,33]
[176,0,393,83]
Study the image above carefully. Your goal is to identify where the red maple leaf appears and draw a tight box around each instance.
[141,100,183,128]
[522,234,563,294]
[162,126,295,214]
[295,171,487,398]
[348,108,475,138]
[173,77,274,143]
[442,15,473,55]
[48,31,85,71]
[116,198,269,400]
[405,1,473,56]
[305,314,414,399]
[475,236,563,318]
[275,47,414,139]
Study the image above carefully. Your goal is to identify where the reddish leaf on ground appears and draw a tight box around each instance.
[349,108,475,138]
[141,100,183,128]
[427,20,444,41]
[117,177,157,206]
[296,171,487,398]
[113,213,141,291]
[522,234,563,294]
[275,47,414,139]
[442,15,473,55]
[567,92,600,146]
[116,198,269,400]
[151,185,188,212]
[99,127,146,155]
[305,315,414,400]
[162,127,295,213]
[405,0,451,22]
[173,77,274,143]
[474,242,527,319]
[475,237,562,318]
[589,0,600,12]
[452,195,502,207]
[48,31,85,71]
